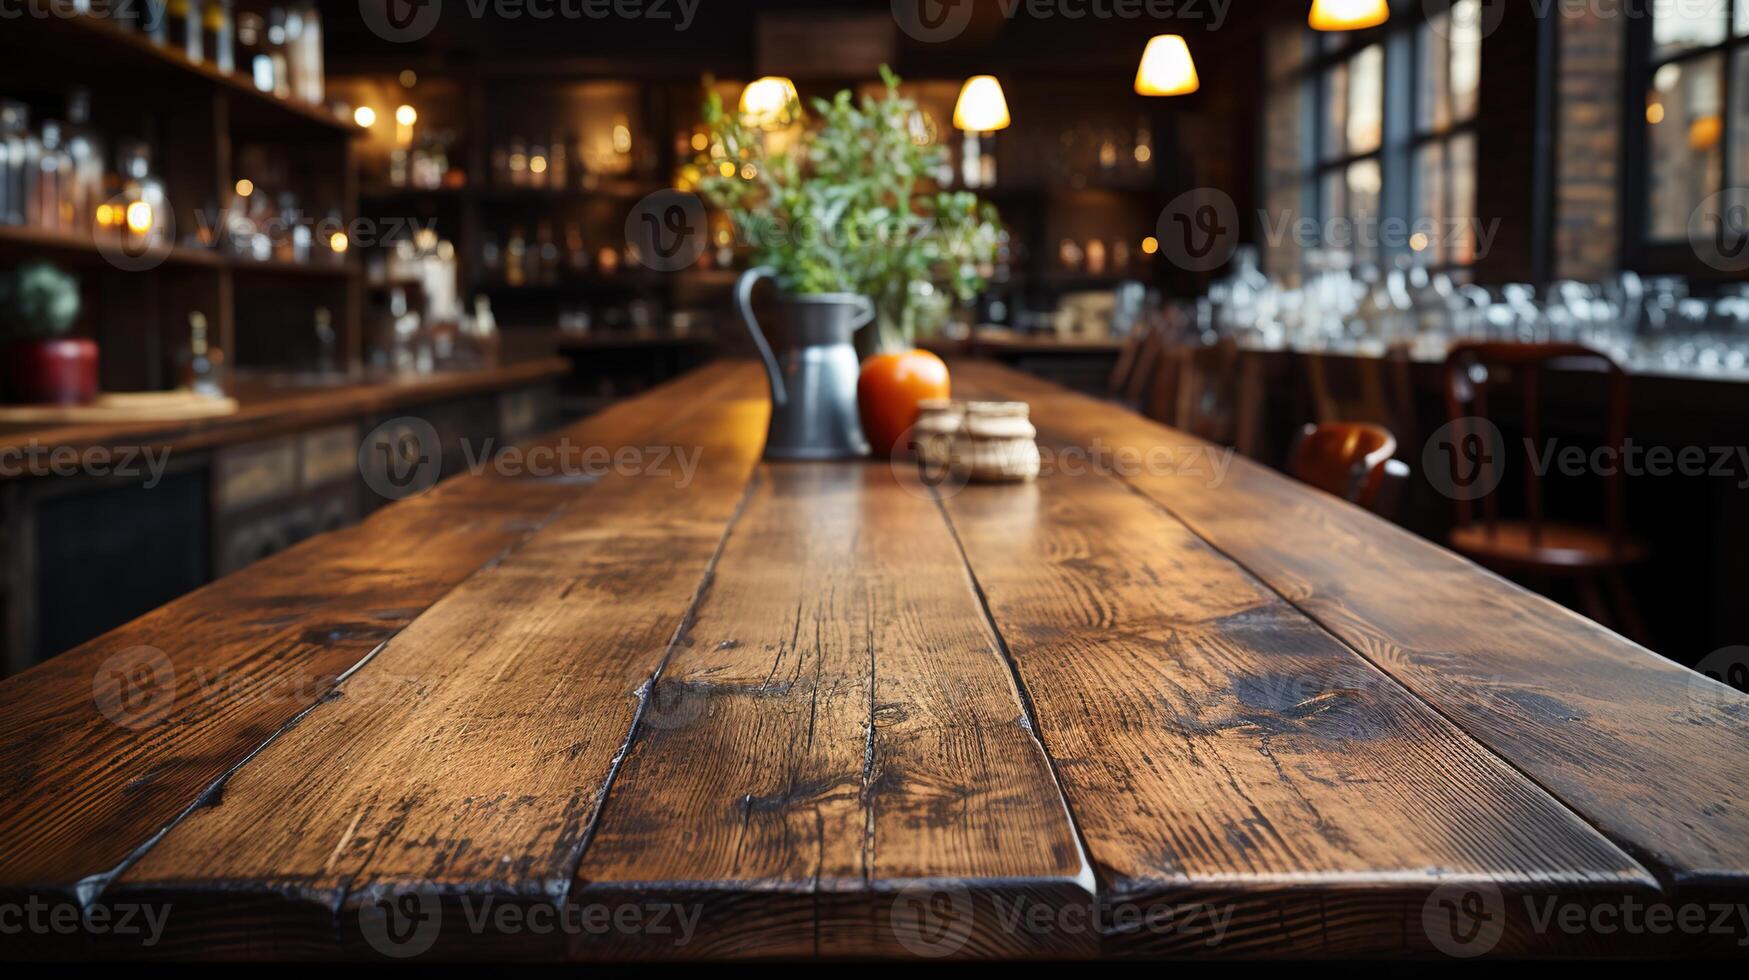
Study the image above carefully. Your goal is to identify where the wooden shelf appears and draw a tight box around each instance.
[0,225,355,279]
[0,14,352,138]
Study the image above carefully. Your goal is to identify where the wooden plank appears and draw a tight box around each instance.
[107,384,771,958]
[940,461,1656,956]
[953,359,1749,894]
[574,462,1091,959]
[0,361,744,908]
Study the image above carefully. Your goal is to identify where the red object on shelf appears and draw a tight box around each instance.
[2,338,100,406]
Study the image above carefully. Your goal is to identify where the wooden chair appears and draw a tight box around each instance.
[1304,343,1420,452]
[1106,323,1152,403]
[1440,342,1647,641]
[1288,422,1410,519]
[1173,337,1263,457]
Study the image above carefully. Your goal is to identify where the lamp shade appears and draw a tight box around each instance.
[1134,35,1199,97]
[739,76,800,129]
[1308,0,1390,31]
[953,76,1011,132]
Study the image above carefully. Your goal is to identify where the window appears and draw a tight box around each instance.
[1641,2,1749,242]
[1411,0,1482,268]
[1311,42,1386,268]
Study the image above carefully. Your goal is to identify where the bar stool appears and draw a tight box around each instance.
[1440,342,1648,642]
[1288,422,1410,519]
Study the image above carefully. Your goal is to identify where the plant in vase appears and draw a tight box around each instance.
[0,262,94,406]
[698,67,1002,458]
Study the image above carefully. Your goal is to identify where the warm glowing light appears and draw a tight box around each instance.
[690,132,709,152]
[1308,0,1390,31]
[399,69,418,88]
[739,76,800,130]
[1134,36,1200,96]
[1410,232,1430,251]
[1690,114,1722,150]
[329,231,349,253]
[953,76,1011,132]
[125,201,153,235]
[613,122,633,154]
[1141,236,1159,255]
[95,203,116,227]
[235,179,254,197]
[530,155,548,175]
[353,106,377,128]
[395,105,418,127]
[740,163,757,179]
[1646,102,1665,124]
[718,160,737,177]
[1134,145,1152,163]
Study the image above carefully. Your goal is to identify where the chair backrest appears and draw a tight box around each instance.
[1441,341,1630,554]
[1107,323,1152,401]
[1174,337,1263,455]
[1304,343,1420,450]
[1289,421,1403,514]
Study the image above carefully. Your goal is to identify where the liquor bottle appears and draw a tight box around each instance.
[0,102,40,228]
[204,0,235,73]
[118,141,168,251]
[64,90,105,238]
[36,120,72,232]
[185,311,226,397]
[167,0,203,63]
[265,9,292,99]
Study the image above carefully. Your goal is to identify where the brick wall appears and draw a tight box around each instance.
[1554,6,1625,280]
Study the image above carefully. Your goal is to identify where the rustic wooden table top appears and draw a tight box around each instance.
[1,359,1745,960]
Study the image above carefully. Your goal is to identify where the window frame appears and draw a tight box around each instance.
[1623,0,1749,276]
[1407,3,1483,272]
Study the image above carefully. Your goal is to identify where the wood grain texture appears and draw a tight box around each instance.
[940,463,1656,956]
[953,359,1749,894]
[0,361,743,906]
[108,387,771,958]
[574,463,1092,958]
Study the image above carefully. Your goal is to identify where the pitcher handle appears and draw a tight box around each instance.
[736,266,786,407]
[848,294,876,331]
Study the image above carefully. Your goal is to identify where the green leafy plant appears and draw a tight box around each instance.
[0,262,81,343]
[697,66,1002,353]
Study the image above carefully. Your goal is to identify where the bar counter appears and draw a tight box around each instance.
[0,360,1743,959]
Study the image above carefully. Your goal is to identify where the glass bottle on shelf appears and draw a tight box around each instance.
[549,133,569,189]
[167,0,203,63]
[184,311,226,397]
[314,306,337,373]
[119,142,169,252]
[265,9,292,99]
[64,89,104,237]
[0,101,40,227]
[204,0,235,74]
[36,120,72,232]
[236,11,264,87]
[505,226,527,286]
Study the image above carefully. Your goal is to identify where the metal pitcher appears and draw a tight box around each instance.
[736,266,873,460]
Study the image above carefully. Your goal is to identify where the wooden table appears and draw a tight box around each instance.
[1,360,1744,959]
